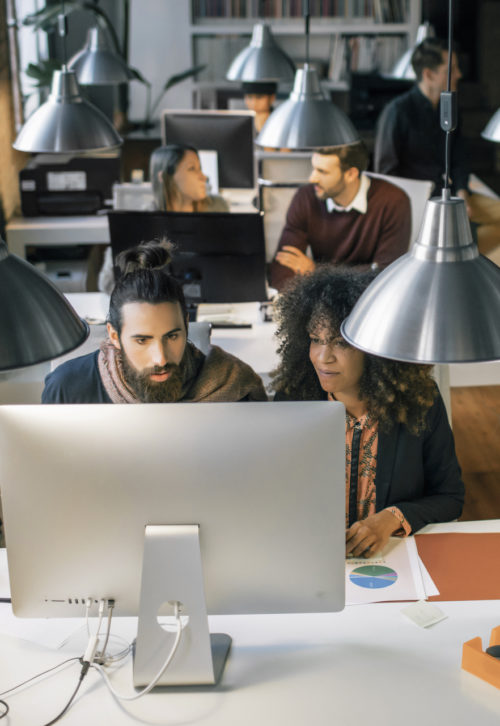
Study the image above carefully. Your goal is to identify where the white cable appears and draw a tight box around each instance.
[91,602,183,701]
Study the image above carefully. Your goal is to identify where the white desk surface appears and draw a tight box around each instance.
[1,522,500,724]
[5,214,111,257]
[5,199,258,259]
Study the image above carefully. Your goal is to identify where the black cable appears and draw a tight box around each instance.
[0,657,80,699]
[443,0,454,191]
[41,663,90,726]
[447,0,453,93]
[0,657,80,723]
[303,0,310,64]
[0,699,8,719]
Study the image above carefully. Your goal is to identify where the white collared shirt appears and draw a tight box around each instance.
[325,173,371,214]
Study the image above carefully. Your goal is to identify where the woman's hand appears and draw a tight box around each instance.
[346,510,401,558]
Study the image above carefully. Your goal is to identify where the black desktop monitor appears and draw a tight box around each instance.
[107,210,268,305]
[349,72,414,130]
[161,110,255,189]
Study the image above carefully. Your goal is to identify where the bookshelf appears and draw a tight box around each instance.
[127,0,420,119]
[190,0,421,96]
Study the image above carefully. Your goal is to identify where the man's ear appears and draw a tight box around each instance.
[421,66,435,86]
[107,322,121,350]
[345,166,359,184]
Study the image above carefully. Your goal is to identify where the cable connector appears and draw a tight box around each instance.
[80,635,100,677]
[440,91,457,133]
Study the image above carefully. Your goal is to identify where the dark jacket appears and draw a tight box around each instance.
[274,387,464,533]
[374,85,469,194]
[42,350,111,404]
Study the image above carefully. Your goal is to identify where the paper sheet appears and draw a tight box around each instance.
[346,536,426,605]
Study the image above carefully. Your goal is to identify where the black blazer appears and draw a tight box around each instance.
[274,388,464,533]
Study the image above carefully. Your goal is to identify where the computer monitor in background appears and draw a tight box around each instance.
[0,401,346,687]
[161,110,256,195]
[107,210,268,307]
[349,72,413,131]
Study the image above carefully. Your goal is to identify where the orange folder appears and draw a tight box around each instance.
[414,532,500,601]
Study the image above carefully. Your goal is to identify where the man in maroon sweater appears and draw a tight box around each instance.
[270,142,411,291]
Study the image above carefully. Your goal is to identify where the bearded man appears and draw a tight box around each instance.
[42,241,267,404]
[269,141,411,292]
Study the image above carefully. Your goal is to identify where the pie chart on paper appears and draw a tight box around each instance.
[349,565,398,589]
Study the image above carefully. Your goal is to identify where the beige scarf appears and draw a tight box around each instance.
[97,340,267,403]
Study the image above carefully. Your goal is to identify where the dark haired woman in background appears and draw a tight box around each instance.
[150,143,229,213]
[99,144,228,293]
[272,265,464,558]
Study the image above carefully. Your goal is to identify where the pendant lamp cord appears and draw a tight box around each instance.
[58,0,68,70]
[303,0,310,65]
[442,0,456,193]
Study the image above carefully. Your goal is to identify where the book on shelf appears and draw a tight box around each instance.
[191,0,406,20]
[328,33,408,78]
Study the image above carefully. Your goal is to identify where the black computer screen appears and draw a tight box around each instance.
[349,72,414,130]
[107,210,267,304]
[161,110,255,189]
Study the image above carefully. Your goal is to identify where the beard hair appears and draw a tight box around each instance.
[121,350,185,403]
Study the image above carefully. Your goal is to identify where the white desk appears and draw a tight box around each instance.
[1,522,500,724]
[5,196,258,260]
[5,215,110,259]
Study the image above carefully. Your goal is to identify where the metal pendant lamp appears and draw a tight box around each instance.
[482,108,500,143]
[341,190,500,362]
[226,23,295,82]
[13,68,122,152]
[68,26,134,85]
[13,10,122,153]
[388,21,435,80]
[342,0,500,364]
[0,240,89,371]
[255,1,359,150]
[256,63,358,149]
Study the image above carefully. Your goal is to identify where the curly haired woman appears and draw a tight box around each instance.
[272,265,464,558]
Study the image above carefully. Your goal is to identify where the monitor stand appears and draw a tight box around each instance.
[133,525,231,687]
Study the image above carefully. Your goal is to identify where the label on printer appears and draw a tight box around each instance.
[47,171,87,191]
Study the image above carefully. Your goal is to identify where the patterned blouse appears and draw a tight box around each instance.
[330,394,411,535]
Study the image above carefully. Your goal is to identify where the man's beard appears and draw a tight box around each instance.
[121,351,185,403]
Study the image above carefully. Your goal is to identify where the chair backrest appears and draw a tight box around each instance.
[365,171,434,247]
[257,152,312,262]
[260,184,301,262]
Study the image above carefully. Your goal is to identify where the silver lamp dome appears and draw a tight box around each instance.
[0,240,89,371]
[255,64,359,150]
[341,191,500,363]
[13,68,122,153]
[68,26,134,85]
[388,21,436,80]
[482,108,500,143]
[226,23,295,82]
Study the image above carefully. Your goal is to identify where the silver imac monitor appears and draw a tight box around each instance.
[161,109,256,195]
[0,401,345,687]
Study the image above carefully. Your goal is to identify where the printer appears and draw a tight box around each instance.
[19,153,121,216]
